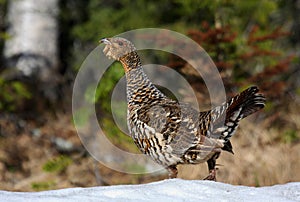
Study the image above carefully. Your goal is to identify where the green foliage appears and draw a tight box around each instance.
[72,0,179,41]
[123,162,146,173]
[95,63,124,112]
[42,155,72,173]
[101,118,138,152]
[213,0,278,29]
[254,172,261,187]
[263,101,274,113]
[296,88,300,96]
[65,0,222,70]
[31,181,56,191]
[0,0,7,48]
[0,78,32,112]
[73,106,92,127]
[0,32,10,40]
[281,129,299,144]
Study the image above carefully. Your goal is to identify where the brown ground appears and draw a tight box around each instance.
[0,107,299,191]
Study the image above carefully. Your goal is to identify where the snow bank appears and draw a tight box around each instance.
[0,179,299,202]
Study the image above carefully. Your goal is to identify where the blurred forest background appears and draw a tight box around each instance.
[0,0,300,191]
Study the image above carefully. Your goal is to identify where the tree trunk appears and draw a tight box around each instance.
[3,0,59,101]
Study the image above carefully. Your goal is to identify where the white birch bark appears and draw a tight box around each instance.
[4,0,59,99]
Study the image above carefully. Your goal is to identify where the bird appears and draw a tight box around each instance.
[100,37,266,180]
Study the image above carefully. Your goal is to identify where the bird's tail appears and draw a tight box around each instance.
[210,86,265,152]
[222,86,265,140]
[226,86,265,121]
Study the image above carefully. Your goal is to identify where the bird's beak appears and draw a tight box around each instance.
[99,38,112,45]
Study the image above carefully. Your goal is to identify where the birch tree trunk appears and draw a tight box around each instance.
[4,0,59,101]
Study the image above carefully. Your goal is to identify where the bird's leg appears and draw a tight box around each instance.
[203,152,220,181]
[203,158,217,181]
[167,165,178,179]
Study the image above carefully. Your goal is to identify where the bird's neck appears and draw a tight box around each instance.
[120,51,142,72]
[122,53,166,106]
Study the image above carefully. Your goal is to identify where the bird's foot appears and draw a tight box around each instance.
[167,165,178,179]
[203,168,216,181]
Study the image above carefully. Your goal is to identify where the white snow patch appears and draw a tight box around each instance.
[0,179,299,202]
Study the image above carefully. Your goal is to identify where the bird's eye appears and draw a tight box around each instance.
[118,41,123,46]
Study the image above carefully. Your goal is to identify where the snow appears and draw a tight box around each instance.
[0,179,299,202]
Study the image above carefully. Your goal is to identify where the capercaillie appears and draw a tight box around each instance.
[100,37,265,180]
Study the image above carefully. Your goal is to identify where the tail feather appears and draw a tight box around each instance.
[226,86,265,121]
[210,86,265,153]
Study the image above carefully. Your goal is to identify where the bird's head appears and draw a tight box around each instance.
[100,37,136,61]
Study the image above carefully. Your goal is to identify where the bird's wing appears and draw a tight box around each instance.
[136,100,221,157]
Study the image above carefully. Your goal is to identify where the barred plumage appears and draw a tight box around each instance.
[100,37,266,180]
